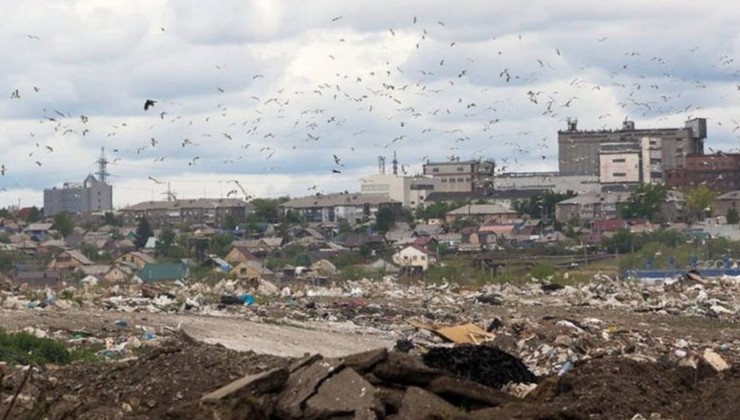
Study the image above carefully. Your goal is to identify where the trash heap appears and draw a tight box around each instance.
[1,332,738,419]
[189,345,539,419]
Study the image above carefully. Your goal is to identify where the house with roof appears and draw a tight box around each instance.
[334,232,386,251]
[713,190,740,219]
[224,245,258,265]
[24,223,55,242]
[232,260,273,282]
[113,251,156,270]
[445,204,518,225]
[13,270,62,288]
[47,250,94,272]
[392,244,438,272]
[104,265,135,283]
[554,192,631,224]
[202,255,232,273]
[137,263,189,283]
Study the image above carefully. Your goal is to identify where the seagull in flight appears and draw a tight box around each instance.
[144,99,156,110]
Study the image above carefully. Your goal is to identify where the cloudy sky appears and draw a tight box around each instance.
[2,0,740,209]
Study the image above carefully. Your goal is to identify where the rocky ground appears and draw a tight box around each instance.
[0,273,738,419]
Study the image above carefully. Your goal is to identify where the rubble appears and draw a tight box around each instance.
[0,270,738,418]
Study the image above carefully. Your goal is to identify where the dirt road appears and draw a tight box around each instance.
[0,309,396,357]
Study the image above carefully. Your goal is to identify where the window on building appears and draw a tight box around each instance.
[612,158,626,163]
[457,167,464,172]
[613,172,626,177]
[449,178,456,183]
[441,179,447,183]
[432,168,439,173]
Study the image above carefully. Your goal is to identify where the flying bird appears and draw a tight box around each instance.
[10,89,19,99]
[332,169,342,174]
[0,165,5,175]
[148,176,163,184]
[144,99,156,110]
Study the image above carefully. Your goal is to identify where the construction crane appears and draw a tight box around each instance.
[229,180,252,201]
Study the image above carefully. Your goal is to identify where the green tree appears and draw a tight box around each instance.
[727,208,740,225]
[374,207,395,233]
[337,218,354,234]
[603,228,636,254]
[103,211,121,226]
[23,206,43,223]
[684,186,717,222]
[155,226,177,258]
[223,214,237,230]
[513,190,577,221]
[52,212,75,238]
[134,217,153,249]
[415,202,453,221]
[208,233,234,257]
[249,197,289,223]
[620,184,668,222]
[79,242,99,261]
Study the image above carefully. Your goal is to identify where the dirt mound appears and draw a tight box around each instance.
[526,357,740,420]
[1,334,288,419]
[2,338,738,420]
[422,344,538,388]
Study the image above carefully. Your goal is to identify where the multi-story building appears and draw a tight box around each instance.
[558,117,706,176]
[493,172,600,194]
[279,193,400,226]
[119,198,252,227]
[422,159,495,193]
[43,175,113,217]
[665,153,740,192]
[360,174,439,210]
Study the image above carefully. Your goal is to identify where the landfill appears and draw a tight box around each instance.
[0,272,738,419]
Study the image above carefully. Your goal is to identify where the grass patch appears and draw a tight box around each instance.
[0,330,71,366]
[0,329,102,366]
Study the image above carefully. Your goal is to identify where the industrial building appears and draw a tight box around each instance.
[558,118,706,176]
[422,158,495,193]
[43,149,113,217]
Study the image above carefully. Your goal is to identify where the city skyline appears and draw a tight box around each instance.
[2,1,740,208]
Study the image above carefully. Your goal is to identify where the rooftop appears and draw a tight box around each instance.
[281,193,397,209]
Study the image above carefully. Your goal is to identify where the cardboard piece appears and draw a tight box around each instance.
[434,323,494,344]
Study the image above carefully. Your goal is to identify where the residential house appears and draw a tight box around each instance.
[310,259,338,277]
[713,190,740,219]
[24,223,54,242]
[554,192,630,224]
[13,270,62,288]
[233,260,273,282]
[385,229,417,247]
[105,265,134,283]
[113,251,156,270]
[137,263,189,283]
[224,246,258,265]
[77,265,112,277]
[334,233,386,251]
[445,204,518,225]
[435,232,463,249]
[392,244,437,272]
[47,250,94,272]
[202,255,232,273]
[414,223,445,237]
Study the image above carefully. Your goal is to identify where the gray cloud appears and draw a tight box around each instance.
[2,0,740,208]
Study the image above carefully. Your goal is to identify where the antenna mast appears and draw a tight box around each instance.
[95,147,110,184]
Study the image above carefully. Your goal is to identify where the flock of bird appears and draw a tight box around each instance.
[4,12,740,199]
